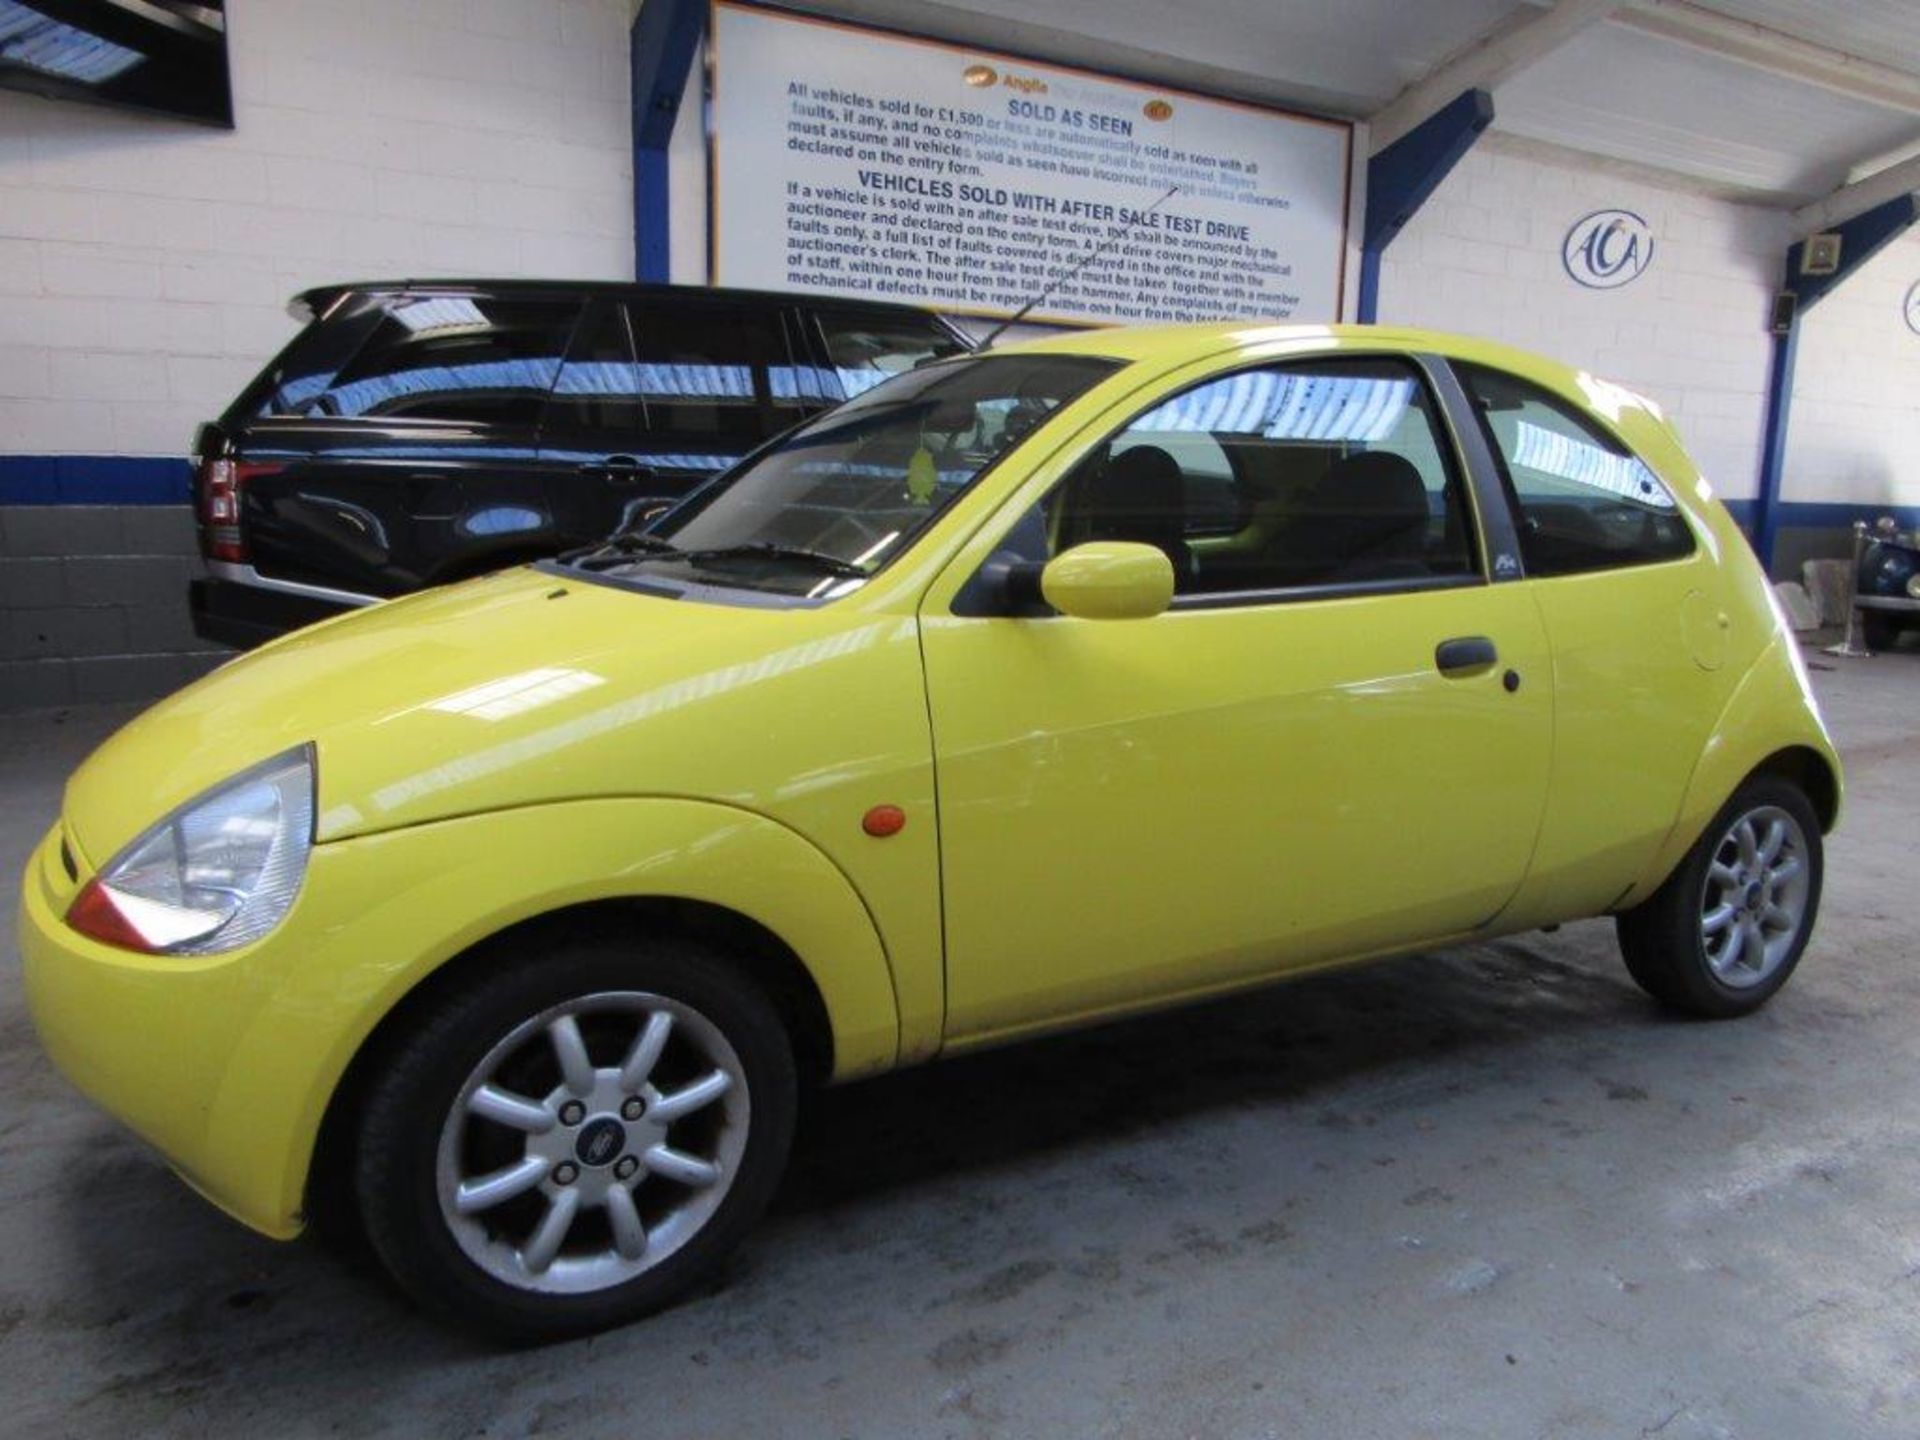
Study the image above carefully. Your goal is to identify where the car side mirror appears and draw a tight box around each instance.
[1039,541,1174,621]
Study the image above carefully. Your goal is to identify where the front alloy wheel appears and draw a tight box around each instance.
[438,993,749,1293]
[354,936,796,1341]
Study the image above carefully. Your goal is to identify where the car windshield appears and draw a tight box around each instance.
[572,352,1122,598]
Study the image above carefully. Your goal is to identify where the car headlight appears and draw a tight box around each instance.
[66,745,315,955]
[1907,574,1920,600]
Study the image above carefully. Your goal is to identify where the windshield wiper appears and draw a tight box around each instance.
[604,531,683,555]
[560,529,683,563]
[666,542,869,578]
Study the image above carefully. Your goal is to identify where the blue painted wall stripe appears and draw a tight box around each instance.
[0,455,192,506]
[2,453,1908,543]
[1725,498,1920,533]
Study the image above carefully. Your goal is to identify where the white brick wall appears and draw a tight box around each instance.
[0,0,636,460]
[4,7,1915,515]
[1378,136,1788,503]
[667,41,709,286]
[1784,230,1920,510]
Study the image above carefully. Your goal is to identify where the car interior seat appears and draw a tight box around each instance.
[1076,445,1195,588]
[1290,450,1433,582]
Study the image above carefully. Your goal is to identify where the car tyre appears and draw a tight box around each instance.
[1860,609,1899,652]
[353,931,797,1343]
[1615,776,1823,1018]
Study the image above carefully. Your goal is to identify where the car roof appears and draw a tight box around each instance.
[992,322,1664,421]
[998,320,1556,369]
[293,278,955,317]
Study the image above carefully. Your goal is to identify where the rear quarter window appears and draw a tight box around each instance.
[1456,361,1694,577]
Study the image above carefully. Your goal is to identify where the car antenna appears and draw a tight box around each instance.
[976,184,1179,349]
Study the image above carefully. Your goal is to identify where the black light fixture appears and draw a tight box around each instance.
[0,0,233,128]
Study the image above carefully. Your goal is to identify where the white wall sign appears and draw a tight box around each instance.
[1561,208,1654,290]
[710,1,1353,326]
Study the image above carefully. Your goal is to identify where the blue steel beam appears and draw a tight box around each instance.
[631,0,707,282]
[1750,192,1920,571]
[1358,88,1494,323]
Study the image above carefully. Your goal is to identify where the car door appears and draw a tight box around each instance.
[1450,360,1718,922]
[539,297,664,544]
[542,294,821,542]
[918,352,1555,1045]
[636,292,813,477]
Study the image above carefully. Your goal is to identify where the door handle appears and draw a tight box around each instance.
[580,456,657,484]
[1435,635,1498,676]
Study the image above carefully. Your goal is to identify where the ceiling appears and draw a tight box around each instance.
[800,0,1920,207]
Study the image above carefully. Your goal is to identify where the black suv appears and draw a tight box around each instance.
[190,280,972,645]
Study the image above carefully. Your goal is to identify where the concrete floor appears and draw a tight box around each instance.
[3,646,1918,1440]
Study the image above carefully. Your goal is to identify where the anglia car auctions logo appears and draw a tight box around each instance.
[1562,209,1654,290]
[1904,279,1920,336]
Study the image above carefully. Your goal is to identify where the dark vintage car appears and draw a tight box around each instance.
[190,280,972,646]
[1856,516,1920,650]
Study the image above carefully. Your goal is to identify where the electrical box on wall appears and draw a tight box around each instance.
[1769,290,1798,335]
[1801,233,1843,276]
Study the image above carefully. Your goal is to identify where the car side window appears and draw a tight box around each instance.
[308,294,583,425]
[810,310,969,401]
[545,301,642,438]
[1014,357,1478,599]
[1455,362,1694,576]
[629,300,795,443]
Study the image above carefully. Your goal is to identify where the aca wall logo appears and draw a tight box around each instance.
[1562,209,1655,290]
[1904,279,1920,336]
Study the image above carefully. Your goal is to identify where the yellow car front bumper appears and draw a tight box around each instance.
[20,797,908,1241]
[19,824,312,1237]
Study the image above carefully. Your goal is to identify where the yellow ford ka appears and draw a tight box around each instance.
[20,324,1839,1339]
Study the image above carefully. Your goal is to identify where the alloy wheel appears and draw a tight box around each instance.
[434,991,749,1295]
[1697,804,1811,989]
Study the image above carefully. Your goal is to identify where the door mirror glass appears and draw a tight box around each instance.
[1040,542,1174,621]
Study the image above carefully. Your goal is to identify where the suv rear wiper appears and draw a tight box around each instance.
[667,542,869,578]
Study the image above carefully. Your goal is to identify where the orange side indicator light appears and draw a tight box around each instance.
[862,805,907,838]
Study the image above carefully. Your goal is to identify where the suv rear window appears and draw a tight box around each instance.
[311,295,582,425]
[254,293,584,425]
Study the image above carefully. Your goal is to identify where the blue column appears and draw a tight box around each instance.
[1750,193,1919,573]
[1749,321,1799,572]
[631,0,707,282]
[1358,89,1494,323]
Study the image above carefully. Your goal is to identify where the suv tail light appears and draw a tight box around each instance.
[195,459,282,562]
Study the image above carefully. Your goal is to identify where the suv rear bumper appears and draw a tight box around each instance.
[190,568,371,649]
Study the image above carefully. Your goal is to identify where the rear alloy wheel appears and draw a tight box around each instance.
[1693,804,1812,992]
[1616,777,1823,1018]
[355,938,796,1341]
